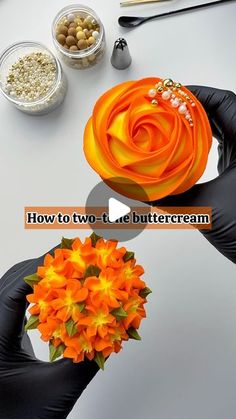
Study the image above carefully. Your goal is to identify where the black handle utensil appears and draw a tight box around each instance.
[118,0,234,28]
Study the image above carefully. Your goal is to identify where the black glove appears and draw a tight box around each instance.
[153,86,236,264]
[0,250,99,419]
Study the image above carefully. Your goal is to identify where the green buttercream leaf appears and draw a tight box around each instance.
[76,303,86,313]
[84,265,101,280]
[25,315,39,331]
[49,343,65,362]
[61,237,74,249]
[24,273,41,288]
[65,319,78,337]
[90,232,102,247]
[123,251,135,262]
[139,287,152,299]
[94,352,105,370]
[127,327,141,341]
[111,306,128,321]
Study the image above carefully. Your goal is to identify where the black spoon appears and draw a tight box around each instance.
[118,0,234,28]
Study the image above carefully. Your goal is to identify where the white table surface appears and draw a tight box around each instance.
[0,1,236,418]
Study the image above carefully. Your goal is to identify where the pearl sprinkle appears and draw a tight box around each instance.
[171,98,180,108]
[5,52,57,101]
[147,78,196,127]
[148,88,157,98]
[162,90,171,100]
[178,104,187,114]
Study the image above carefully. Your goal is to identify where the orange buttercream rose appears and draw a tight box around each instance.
[84,77,212,201]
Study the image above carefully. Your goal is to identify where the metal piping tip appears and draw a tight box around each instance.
[111,38,132,70]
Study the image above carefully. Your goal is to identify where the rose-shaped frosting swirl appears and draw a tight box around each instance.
[84,77,212,201]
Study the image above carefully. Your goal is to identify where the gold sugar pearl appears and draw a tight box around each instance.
[82,57,89,67]
[69,22,77,28]
[75,18,83,26]
[70,45,78,51]
[175,82,182,89]
[151,99,158,106]
[88,53,96,62]
[63,19,69,27]
[88,36,95,46]
[57,34,66,45]
[68,27,77,37]
[163,79,174,88]
[58,25,68,36]
[80,21,88,29]
[77,39,88,50]
[66,36,76,46]
[76,31,86,40]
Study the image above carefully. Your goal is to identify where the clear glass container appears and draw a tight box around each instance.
[0,41,67,115]
[52,5,106,69]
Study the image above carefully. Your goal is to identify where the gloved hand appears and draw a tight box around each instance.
[152,86,236,264]
[0,250,99,419]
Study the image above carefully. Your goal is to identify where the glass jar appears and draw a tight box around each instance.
[0,41,67,115]
[52,5,106,69]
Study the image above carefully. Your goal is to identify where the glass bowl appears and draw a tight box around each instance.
[52,4,106,69]
[0,41,67,115]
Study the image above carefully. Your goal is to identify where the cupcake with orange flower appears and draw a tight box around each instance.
[24,234,151,369]
[84,77,212,201]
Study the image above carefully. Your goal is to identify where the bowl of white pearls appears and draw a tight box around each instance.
[0,41,67,115]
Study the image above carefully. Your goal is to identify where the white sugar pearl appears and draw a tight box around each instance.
[178,105,187,114]
[148,88,157,98]
[171,99,180,108]
[162,90,171,100]
[185,114,191,121]
[92,31,99,39]
[191,102,196,107]
[68,13,76,22]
